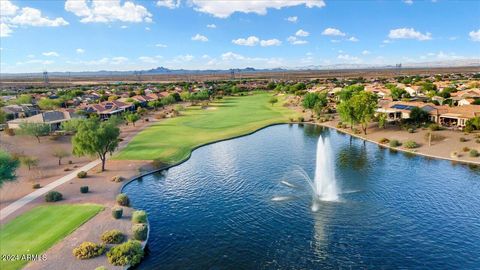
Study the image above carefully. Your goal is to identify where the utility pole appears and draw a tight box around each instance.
[43,70,49,84]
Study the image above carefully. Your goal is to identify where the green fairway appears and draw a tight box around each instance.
[115,92,298,162]
[0,204,103,270]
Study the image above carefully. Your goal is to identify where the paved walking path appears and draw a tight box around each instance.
[0,159,101,221]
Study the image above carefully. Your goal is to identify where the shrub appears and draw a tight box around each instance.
[73,242,106,259]
[132,223,148,241]
[429,123,441,131]
[289,117,295,122]
[68,160,73,164]
[459,137,467,142]
[131,210,147,224]
[451,151,458,158]
[353,128,361,134]
[111,176,125,183]
[45,191,62,202]
[106,240,144,266]
[77,171,87,178]
[404,140,418,149]
[101,230,125,244]
[80,186,89,193]
[116,193,130,206]
[389,140,401,147]
[336,122,343,128]
[64,168,71,171]
[477,139,480,144]
[297,116,304,122]
[470,149,479,157]
[379,138,390,144]
[4,128,15,136]
[32,183,41,189]
[112,207,123,219]
[407,128,415,133]
[154,112,165,119]
[463,147,470,152]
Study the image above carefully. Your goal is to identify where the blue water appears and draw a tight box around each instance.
[124,124,480,269]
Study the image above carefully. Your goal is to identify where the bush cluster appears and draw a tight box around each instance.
[116,193,130,206]
[131,210,147,224]
[32,183,41,189]
[72,242,106,259]
[112,207,123,219]
[101,230,125,244]
[389,140,401,148]
[132,223,148,241]
[77,171,87,178]
[111,176,125,183]
[106,240,144,266]
[403,140,418,149]
[470,149,479,157]
[80,186,89,193]
[378,138,389,144]
[459,137,468,142]
[45,191,63,202]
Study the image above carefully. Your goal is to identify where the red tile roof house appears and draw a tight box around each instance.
[377,101,480,129]
[82,100,135,120]
[7,109,83,130]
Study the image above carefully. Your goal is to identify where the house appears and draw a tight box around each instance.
[437,105,480,128]
[82,100,135,120]
[458,98,476,106]
[7,109,82,130]
[1,104,40,120]
[450,89,480,100]
[377,101,442,123]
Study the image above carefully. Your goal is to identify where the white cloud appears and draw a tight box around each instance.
[287,36,307,45]
[120,25,128,29]
[295,29,309,37]
[382,39,392,44]
[232,36,259,46]
[221,52,245,61]
[76,48,85,54]
[260,39,281,47]
[155,43,167,48]
[388,28,432,41]
[111,56,128,64]
[337,54,361,62]
[190,0,325,18]
[192,33,208,42]
[348,36,359,42]
[286,16,298,23]
[156,0,180,9]
[42,51,59,57]
[206,24,216,28]
[361,50,370,55]
[403,0,413,5]
[0,0,18,16]
[469,29,480,42]
[139,56,161,64]
[145,27,151,31]
[65,0,152,23]
[0,23,13,37]
[322,27,346,36]
[9,7,69,27]
[174,54,194,62]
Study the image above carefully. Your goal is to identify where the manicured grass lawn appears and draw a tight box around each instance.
[115,92,298,162]
[0,204,103,270]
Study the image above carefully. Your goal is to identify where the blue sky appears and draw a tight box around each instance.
[1,0,479,73]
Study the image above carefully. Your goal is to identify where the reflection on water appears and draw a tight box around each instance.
[124,124,480,269]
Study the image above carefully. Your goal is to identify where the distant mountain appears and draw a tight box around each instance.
[1,59,478,78]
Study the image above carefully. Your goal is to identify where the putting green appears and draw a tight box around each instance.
[0,204,103,270]
[115,92,298,162]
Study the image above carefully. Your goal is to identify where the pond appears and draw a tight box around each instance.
[124,124,480,269]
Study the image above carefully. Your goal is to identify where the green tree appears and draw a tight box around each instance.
[337,99,357,129]
[390,87,408,100]
[337,85,364,102]
[161,95,176,106]
[0,150,19,186]
[350,91,378,135]
[147,100,162,110]
[409,107,429,125]
[18,122,51,143]
[14,94,33,105]
[125,112,140,127]
[61,118,83,133]
[19,155,38,170]
[52,148,70,166]
[72,118,120,171]
[0,110,6,124]
[302,92,319,109]
[377,113,387,129]
[269,96,278,106]
[37,98,61,110]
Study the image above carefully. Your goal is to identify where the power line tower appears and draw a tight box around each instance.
[43,71,49,84]
[230,69,235,80]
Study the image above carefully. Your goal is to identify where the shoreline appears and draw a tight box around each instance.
[318,121,480,166]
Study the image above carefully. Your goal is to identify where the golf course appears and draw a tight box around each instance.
[115,92,298,162]
[0,204,103,270]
